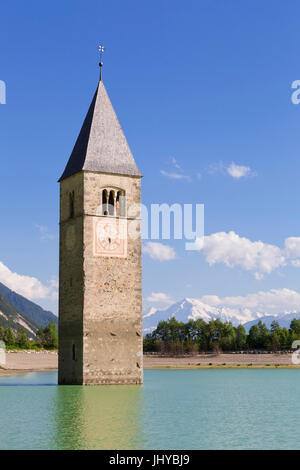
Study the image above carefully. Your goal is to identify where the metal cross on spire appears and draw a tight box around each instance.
[98,45,105,81]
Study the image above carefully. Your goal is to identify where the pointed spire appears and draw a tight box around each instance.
[59,81,142,181]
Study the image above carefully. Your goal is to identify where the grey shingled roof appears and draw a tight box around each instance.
[59,81,142,181]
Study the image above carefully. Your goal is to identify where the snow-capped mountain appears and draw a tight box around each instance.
[143,298,300,333]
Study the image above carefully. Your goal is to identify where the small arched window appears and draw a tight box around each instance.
[117,190,126,217]
[108,190,115,216]
[102,189,108,215]
[101,188,126,217]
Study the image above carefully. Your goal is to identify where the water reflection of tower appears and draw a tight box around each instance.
[52,385,145,449]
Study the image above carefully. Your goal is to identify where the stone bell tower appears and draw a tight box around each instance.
[58,66,143,385]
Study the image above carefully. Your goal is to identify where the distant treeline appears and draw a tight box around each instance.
[143,317,300,354]
[0,321,58,350]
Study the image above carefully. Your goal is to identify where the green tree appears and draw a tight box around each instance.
[186,319,206,351]
[270,320,280,333]
[4,328,15,346]
[270,321,281,351]
[289,318,300,336]
[203,319,224,351]
[153,320,171,343]
[279,328,291,350]
[154,318,185,343]
[248,325,260,349]
[143,334,160,352]
[16,328,30,349]
[219,323,236,351]
[43,321,58,349]
[0,326,5,341]
[36,327,45,347]
[236,325,247,350]
[289,318,300,345]
[257,321,270,349]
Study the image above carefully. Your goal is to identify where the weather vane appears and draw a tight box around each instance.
[98,45,105,81]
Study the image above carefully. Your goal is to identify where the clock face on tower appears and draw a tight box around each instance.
[93,218,127,257]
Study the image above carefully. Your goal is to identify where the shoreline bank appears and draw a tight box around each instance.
[0,351,299,376]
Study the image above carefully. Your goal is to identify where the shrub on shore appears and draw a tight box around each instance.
[0,321,58,350]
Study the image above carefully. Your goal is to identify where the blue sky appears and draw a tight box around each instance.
[1,0,300,316]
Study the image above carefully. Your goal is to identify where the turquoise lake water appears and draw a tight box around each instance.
[0,369,299,449]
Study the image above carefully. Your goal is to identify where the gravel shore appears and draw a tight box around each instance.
[143,352,299,369]
[0,351,299,376]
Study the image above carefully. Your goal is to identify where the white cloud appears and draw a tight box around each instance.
[227,162,253,179]
[290,259,300,267]
[284,237,300,259]
[206,161,256,179]
[196,231,300,277]
[146,292,174,305]
[160,170,191,181]
[206,161,225,175]
[0,261,58,301]
[199,231,285,276]
[203,288,300,316]
[254,272,264,280]
[48,276,59,290]
[171,157,181,170]
[143,242,176,261]
[160,157,191,181]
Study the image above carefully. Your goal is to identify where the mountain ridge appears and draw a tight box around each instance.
[0,282,57,330]
[143,297,300,333]
[0,292,38,338]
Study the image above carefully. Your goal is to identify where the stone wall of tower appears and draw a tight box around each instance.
[58,172,84,385]
[82,172,143,385]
